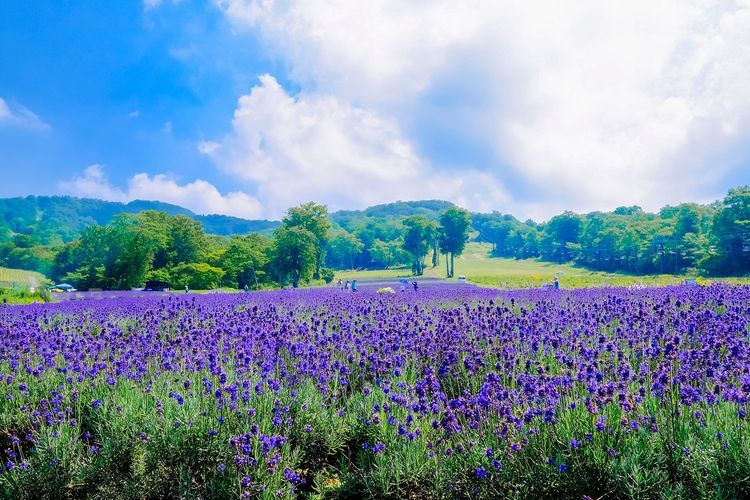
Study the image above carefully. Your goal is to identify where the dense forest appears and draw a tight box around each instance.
[0,196,279,245]
[0,187,748,289]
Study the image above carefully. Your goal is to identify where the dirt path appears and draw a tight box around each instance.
[423,266,442,278]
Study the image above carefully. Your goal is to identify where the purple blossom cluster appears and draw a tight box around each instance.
[0,283,748,496]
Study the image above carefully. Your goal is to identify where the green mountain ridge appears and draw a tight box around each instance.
[0,195,457,245]
[0,195,280,244]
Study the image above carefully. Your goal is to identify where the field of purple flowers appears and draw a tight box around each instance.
[1,283,749,498]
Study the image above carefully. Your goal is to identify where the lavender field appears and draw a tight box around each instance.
[1,284,749,498]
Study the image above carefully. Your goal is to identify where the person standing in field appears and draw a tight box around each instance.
[351,279,358,292]
[412,281,418,291]
[185,285,189,294]
[344,280,350,291]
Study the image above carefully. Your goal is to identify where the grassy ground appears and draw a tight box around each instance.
[332,268,412,281]
[0,266,51,304]
[0,266,48,287]
[328,243,750,289]
[451,243,684,288]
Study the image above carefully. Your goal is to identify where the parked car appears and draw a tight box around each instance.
[51,283,77,292]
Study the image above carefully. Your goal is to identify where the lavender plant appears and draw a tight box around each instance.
[0,283,748,498]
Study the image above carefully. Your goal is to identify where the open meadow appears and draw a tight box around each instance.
[451,243,686,288]
[330,243,740,290]
[0,268,51,305]
[1,282,749,498]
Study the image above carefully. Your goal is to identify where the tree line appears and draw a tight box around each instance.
[0,186,748,289]
[472,186,749,276]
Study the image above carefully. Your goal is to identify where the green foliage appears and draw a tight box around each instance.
[320,267,336,284]
[369,238,409,269]
[3,187,750,289]
[0,195,280,246]
[402,216,437,276]
[326,230,364,270]
[439,206,471,277]
[272,226,318,288]
[170,262,225,289]
[0,285,51,304]
[219,234,272,289]
[703,186,750,275]
[282,202,331,278]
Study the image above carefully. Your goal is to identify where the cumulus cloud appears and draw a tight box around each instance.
[59,165,263,219]
[59,165,128,202]
[0,97,50,131]
[215,0,750,218]
[201,74,508,217]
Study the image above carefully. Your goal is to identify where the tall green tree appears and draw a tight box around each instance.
[220,234,272,289]
[282,202,331,278]
[402,216,435,276]
[168,215,207,266]
[370,238,407,269]
[543,211,583,262]
[439,207,471,277]
[272,226,317,287]
[109,212,170,289]
[705,186,750,274]
[326,230,364,270]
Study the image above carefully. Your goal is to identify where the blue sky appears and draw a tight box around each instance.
[1,1,749,220]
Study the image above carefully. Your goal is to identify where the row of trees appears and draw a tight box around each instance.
[43,202,473,290]
[1,187,748,288]
[471,187,749,275]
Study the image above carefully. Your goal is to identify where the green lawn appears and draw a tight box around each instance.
[0,266,51,304]
[0,266,49,289]
[328,243,750,289]
[450,242,684,288]
[332,268,412,280]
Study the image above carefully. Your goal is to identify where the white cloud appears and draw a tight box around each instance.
[201,74,508,217]
[59,165,263,219]
[197,140,221,155]
[215,0,750,218]
[0,97,50,131]
[59,165,128,202]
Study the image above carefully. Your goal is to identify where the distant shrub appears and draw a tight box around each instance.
[320,267,335,284]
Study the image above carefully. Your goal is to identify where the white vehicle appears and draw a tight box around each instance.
[52,283,77,292]
[457,276,466,282]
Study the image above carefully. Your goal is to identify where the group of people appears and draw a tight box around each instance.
[335,278,421,293]
[335,279,358,292]
[399,279,418,292]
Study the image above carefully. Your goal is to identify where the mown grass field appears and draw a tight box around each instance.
[329,243,706,288]
[331,268,411,281]
[0,266,51,304]
[0,266,47,287]
[451,243,690,288]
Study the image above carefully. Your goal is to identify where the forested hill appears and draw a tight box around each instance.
[0,196,457,245]
[331,200,454,230]
[0,196,280,244]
